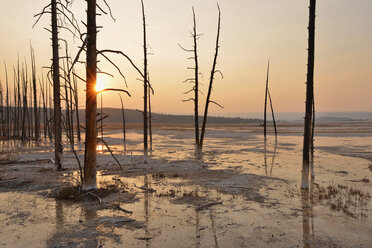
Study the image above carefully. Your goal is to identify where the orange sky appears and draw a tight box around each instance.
[0,0,371,114]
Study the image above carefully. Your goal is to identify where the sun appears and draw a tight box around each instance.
[95,78,106,92]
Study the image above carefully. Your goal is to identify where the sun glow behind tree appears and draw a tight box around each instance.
[95,78,106,92]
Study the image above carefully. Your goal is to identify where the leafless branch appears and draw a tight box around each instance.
[209,100,224,109]
[96,88,131,97]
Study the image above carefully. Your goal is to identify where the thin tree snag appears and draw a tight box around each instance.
[193,23,201,151]
[264,60,269,139]
[119,94,127,151]
[302,0,316,189]
[199,4,222,151]
[51,0,63,171]
[267,88,277,140]
[192,7,200,153]
[30,44,39,141]
[310,97,315,179]
[180,7,201,153]
[73,72,81,143]
[97,138,122,169]
[148,84,153,151]
[83,0,98,190]
[141,0,148,163]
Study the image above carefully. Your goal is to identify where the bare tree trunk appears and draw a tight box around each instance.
[16,61,21,138]
[267,88,277,140]
[100,93,103,139]
[4,63,10,139]
[310,97,315,178]
[31,46,39,141]
[83,0,97,190]
[141,0,148,163]
[264,61,269,139]
[52,0,63,170]
[73,72,81,143]
[148,86,153,151]
[40,77,47,140]
[69,75,74,144]
[192,7,200,153]
[199,5,221,151]
[302,0,316,189]
[21,65,28,141]
[119,94,126,151]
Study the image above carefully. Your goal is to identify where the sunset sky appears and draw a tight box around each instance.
[0,0,371,115]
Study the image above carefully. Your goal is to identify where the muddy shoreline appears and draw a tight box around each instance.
[0,124,371,247]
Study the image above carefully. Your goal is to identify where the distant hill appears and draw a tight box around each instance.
[79,108,262,124]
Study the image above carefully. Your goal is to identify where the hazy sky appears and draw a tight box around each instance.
[0,0,371,114]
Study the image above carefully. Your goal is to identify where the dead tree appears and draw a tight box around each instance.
[34,0,81,170]
[310,97,315,178]
[30,44,40,141]
[141,0,149,162]
[4,63,10,139]
[148,84,153,151]
[83,0,98,190]
[199,5,223,151]
[263,61,269,139]
[119,94,127,151]
[302,0,316,189]
[267,88,277,140]
[263,61,278,140]
[180,7,201,152]
[73,71,81,142]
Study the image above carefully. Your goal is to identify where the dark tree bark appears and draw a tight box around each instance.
[51,0,63,170]
[141,0,149,162]
[264,61,269,139]
[267,88,277,140]
[31,45,39,141]
[148,85,153,151]
[310,97,315,178]
[83,0,98,190]
[192,7,200,153]
[73,73,81,143]
[119,94,126,151]
[302,0,316,189]
[4,63,10,139]
[199,5,222,151]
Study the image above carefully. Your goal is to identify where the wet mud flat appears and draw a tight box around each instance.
[0,123,371,247]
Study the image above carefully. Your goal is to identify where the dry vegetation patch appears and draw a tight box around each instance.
[313,183,370,218]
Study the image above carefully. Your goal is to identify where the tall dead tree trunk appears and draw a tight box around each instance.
[148,85,153,151]
[4,63,10,139]
[192,8,200,153]
[51,0,63,170]
[141,0,148,163]
[310,97,315,178]
[267,88,277,140]
[264,61,269,139]
[31,44,40,141]
[199,5,222,151]
[73,72,81,143]
[119,94,126,151]
[302,0,316,189]
[83,0,98,190]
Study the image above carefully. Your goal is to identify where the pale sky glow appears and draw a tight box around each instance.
[0,0,371,115]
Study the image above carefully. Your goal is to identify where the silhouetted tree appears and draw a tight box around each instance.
[199,4,223,151]
[83,0,98,190]
[180,7,201,153]
[302,0,316,189]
